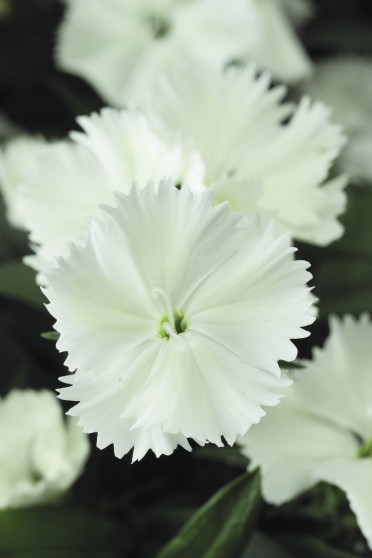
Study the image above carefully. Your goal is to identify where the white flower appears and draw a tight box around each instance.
[247,0,312,83]
[43,181,315,461]
[17,108,204,278]
[56,0,258,105]
[144,63,347,246]
[0,135,46,228]
[240,315,372,549]
[303,57,372,184]
[0,389,89,508]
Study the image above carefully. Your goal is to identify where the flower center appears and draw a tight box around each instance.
[358,439,372,458]
[158,311,187,339]
[147,13,171,39]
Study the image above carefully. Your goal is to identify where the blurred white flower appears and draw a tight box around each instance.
[240,314,372,549]
[0,135,46,228]
[44,181,315,461]
[0,389,89,508]
[144,64,347,246]
[56,0,312,105]
[248,0,312,83]
[17,109,204,278]
[56,0,258,105]
[303,57,372,184]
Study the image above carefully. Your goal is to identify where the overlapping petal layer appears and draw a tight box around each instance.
[17,109,204,278]
[145,64,347,245]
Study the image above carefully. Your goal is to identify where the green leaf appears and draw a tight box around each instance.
[194,445,248,469]
[156,470,261,558]
[41,330,60,341]
[0,506,131,556]
[336,186,372,259]
[316,257,372,316]
[5,552,120,558]
[243,533,294,558]
[311,187,372,315]
[277,535,358,558]
[0,260,44,308]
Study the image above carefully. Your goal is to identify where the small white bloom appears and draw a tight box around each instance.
[240,315,372,549]
[144,63,347,246]
[17,109,204,278]
[0,135,46,228]
[43,181,314,461]
[0,389,89,508]
[303,57,372,184]
[247,0,312,83]
[56,0,258,105]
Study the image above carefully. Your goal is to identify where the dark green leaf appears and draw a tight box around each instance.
[41,330,60,341]
[243,533,294,558]
[311,187,372,316]
[0,260,44,308]
[336,187,372,259]
[156,471,261,558]
[6,552,120,558]
[317,257,372,316]
[277,535,358,558]
[0,506,131,556]
[194,446,248,469]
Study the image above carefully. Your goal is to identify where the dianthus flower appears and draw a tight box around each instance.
[240,315,372,549]
[43,181,314,461]
[56,0,311,105]
[144,63,347,245]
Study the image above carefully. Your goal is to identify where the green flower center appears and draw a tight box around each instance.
[158,311,187,339]
[358,439,372,458]
[148,14,171,39]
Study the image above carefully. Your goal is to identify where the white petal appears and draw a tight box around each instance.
[294,315,372,440]
[0,135,47,228]
[17,141,108,270]
[302,56,372,183]
[18,109,204,276]
[293,174,348,246]
[254,97,347,244]
[73,108,200,193]
[248,0,312,82]
[240,394,358,505]
[145,64,291,184]
[145,64,346,246]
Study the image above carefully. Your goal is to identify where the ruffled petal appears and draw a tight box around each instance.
[240,396,358,504]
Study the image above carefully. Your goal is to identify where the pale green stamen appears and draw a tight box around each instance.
[158,311,187,339]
